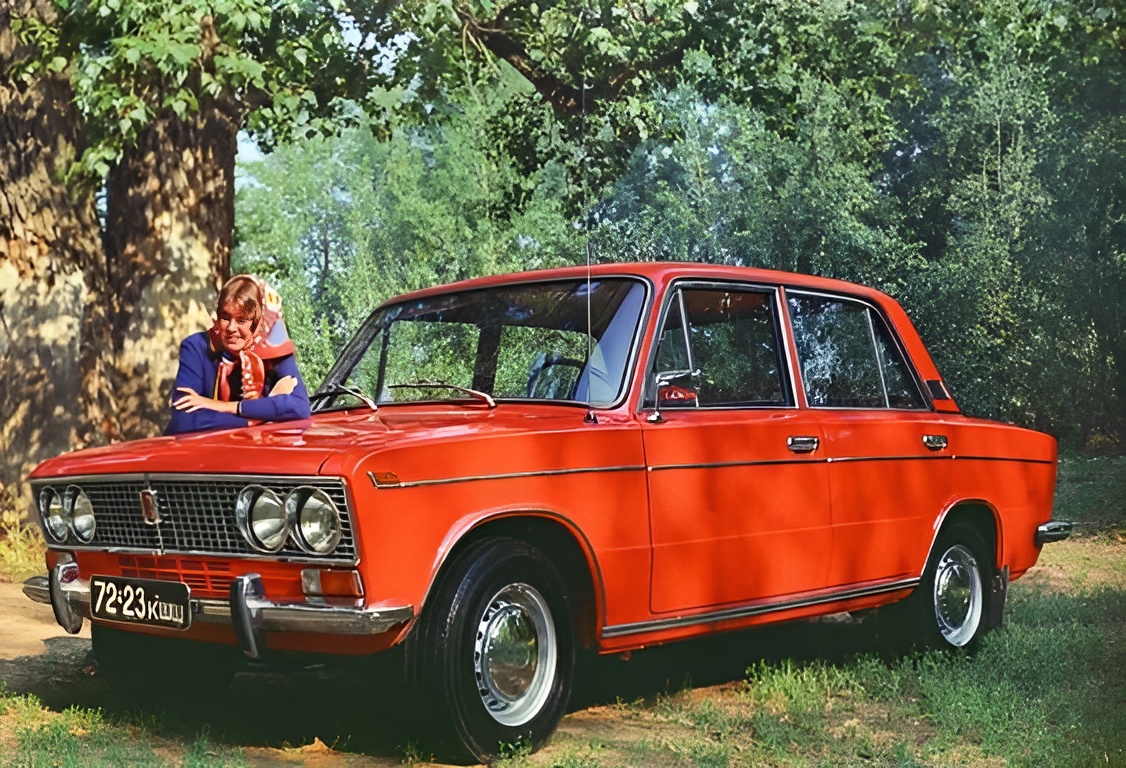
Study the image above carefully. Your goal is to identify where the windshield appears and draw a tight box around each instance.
[315,277,647,410]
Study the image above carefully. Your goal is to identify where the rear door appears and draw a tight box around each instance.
[785,290,951,587]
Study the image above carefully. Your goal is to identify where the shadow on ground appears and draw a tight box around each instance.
[0,613,887,760]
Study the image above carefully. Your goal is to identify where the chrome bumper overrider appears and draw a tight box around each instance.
[1035,521,1074,545]
[24,560,413,661]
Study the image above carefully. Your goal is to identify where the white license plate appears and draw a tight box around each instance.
[90,575,191,630]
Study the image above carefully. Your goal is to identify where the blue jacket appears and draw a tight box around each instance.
[164,331,312,435]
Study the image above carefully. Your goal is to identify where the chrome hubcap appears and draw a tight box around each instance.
[473,583,556,726]
[933,544,983,646]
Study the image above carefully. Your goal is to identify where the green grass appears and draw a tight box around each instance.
[1053,454,1126,535]
[0,488,44,584]
[0,688,246,768]
[519,543,1126,768]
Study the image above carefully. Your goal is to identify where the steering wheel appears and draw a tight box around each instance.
[526,355,585,399]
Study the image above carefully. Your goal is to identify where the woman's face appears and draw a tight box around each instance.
[216,304,255,354]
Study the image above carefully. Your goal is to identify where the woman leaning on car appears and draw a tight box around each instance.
[165,274,311,435]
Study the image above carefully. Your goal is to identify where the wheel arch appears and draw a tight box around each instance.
[927,499,1000,573]
[417,512,604,651]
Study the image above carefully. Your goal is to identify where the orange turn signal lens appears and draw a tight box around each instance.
[301,568,364,598]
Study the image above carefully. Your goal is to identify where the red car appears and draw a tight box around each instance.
[25,263,1067,760]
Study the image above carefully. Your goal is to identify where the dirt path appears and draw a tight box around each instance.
[0,581,412,766]
[0,581,90,660]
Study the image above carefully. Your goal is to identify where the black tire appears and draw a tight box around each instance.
[883,522,992,653]
[878,523,995,654]
[406,537,575,762]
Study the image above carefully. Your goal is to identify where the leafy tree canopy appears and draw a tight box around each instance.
[11,0,379,181]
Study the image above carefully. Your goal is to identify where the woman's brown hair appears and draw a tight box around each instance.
[216,275,263,332]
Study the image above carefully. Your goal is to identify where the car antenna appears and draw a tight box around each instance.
[581,60,598,426]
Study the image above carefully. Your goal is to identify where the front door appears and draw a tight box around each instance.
[641,283,833,613]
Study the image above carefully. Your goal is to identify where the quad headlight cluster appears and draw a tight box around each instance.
[38,486,96,544]
[235,485,343,555]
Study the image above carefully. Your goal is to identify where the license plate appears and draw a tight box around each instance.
[90,575,191,630]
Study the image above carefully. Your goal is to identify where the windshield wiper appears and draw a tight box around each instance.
[387,380,497,408]
[311,382,378,411]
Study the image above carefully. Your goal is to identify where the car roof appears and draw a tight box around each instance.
[381,262,894,309]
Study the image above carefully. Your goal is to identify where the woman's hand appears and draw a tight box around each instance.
[173,387,238,414]
[269,375,298,397]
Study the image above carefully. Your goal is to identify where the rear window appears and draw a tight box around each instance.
[787,293,926,409]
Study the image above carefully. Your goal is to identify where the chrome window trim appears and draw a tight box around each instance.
[785,288,930,411]
[639,279,798,412]
[602,577,920,638]
[315,274,655,413]
[865,307,891,408]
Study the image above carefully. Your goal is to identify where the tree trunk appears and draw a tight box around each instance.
[0,3,118,512]
[104,98,238,440]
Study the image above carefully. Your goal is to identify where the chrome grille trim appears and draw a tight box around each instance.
[31,474,358,563]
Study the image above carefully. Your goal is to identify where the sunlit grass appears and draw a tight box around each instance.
[0,488,44,584]
[523,547,1126,768]
[0,687,245,768]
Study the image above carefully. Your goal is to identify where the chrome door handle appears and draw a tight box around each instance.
[787,436,819,454]
[923,434,948,451]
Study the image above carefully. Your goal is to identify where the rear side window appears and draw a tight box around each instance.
[787,293,926,409]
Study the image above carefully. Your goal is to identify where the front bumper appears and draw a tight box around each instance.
[24,559,413,660]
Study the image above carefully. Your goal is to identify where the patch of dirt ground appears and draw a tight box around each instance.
[0,582,91,662]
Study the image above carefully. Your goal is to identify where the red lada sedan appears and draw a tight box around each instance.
[25,263,1068,760]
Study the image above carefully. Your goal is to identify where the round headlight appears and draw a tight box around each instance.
[66,486,96,543]
[287,488,342,555]
[236,486,288,552]
[40,488,68,543]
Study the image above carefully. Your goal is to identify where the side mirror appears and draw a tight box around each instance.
[658,383,698,408]
[649,370,699,422]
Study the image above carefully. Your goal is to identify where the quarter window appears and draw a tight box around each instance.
[651,287,789,407]
[787,293,925,409]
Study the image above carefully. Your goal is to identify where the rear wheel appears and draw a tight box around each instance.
[406,537,575,762]
[892,522,992,651]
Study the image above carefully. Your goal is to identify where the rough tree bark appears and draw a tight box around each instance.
[0,2,118,511]
[103,97,239,440]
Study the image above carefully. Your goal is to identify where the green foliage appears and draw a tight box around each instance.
[230,0,1123,445]
[1053,456,1126,535]
[234,93,586,386]
[0,487,44,584]
[12,0,366,182]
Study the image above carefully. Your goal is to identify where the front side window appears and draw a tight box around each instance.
[649,286,789,408]
[317,278,647,409]
[787,293,926,409]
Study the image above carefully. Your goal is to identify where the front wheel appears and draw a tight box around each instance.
[406,537,575,762]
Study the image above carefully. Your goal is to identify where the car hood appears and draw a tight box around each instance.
[28,406,604,480]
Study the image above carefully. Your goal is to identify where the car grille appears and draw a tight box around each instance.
[118,555,235,599]
[34,475,357,562]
